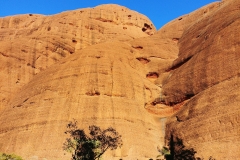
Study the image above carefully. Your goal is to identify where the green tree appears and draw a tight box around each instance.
[63,120,123,160]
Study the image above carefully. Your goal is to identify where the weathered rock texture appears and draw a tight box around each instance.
[0,41,163,160]
[0,4,155,112]
[0,4,165,160]
[0,0,239,160]
[163,0,240,159]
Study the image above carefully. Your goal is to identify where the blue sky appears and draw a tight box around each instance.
[0,0,219,29]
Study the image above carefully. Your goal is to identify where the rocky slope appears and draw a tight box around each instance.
[0,0,239,160]
[0,4,155,112]
[163,0,240,159]
[0,4,162,160]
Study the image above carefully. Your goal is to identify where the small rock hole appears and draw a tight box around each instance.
[132,46,143,49]
[172,38,180,42]
[144,23,151,28]
[136,57,150,64]
[185,93,195,99]
[146,72,159,79]
[142,28,147,32]
[72,39,77,43]
[142,23,152,32]
[86,91,100,96]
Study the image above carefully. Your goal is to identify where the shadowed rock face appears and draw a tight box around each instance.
[163,0,240,159]
[0,1,239,160]
[162,1,240,104]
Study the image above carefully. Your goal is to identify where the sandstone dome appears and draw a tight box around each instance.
[0,1,240,160]
[0,4,162,160]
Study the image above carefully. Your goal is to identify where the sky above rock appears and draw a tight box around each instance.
[0,0,219,29]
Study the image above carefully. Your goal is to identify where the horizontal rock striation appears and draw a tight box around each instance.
[0,41,163,159]
[0,1,239,159]
[0,4,165,160]
[163,0,240,159]
[0,4,155,112]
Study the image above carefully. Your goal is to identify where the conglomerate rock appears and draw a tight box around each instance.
[0,4,155,111]
[0,1,239,160]
[162,0,240,104]
[137,1,227,118]
[0,41,163,159]
[166,75,240,159]
[0,4,164,160]
[163,0,240,159]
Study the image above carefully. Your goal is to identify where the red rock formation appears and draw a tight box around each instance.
[0,4,155,112]
[162,0,240,104]
[0,4,164,160]
[0,1,239,159]
[163,0,240,159]
[0,41,164,159]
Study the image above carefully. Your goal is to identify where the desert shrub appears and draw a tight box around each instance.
[0,152,23,160]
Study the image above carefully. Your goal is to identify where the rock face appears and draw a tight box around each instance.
[0,4,164,160]
[0,4,155,112]
[163,0,240,159]
[0,41,163,160]
[0,1,239,160]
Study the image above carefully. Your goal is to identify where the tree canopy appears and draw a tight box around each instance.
[63,120,123,160]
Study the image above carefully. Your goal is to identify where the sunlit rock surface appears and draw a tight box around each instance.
[0,1,239,159]
[0,4,164,160]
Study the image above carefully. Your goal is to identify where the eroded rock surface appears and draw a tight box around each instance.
[0,4,164,160]
[163,1,240,159]
[0,1,239,160]
[0,41,163,159]
[0,4,155,111]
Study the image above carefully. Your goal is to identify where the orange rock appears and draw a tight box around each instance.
[0,5,164,159]
[162,0,240,104]
[0,41,164,159]
[0,1,239,159]
[163,0,240,159]
[0,4,155,112]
